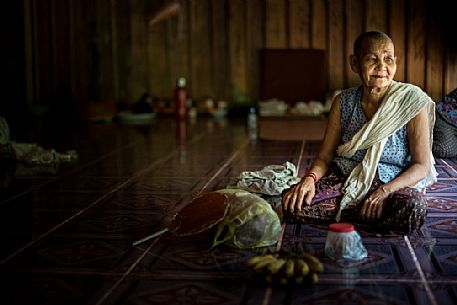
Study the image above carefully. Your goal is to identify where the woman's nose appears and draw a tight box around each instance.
[376,59,386,70]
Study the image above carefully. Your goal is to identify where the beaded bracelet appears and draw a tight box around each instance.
[304,172,317,184]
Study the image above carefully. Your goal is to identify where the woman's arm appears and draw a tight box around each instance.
[308,95,342,179]
[383,106,430,192]
[361,106,430,220]
[282,95,342,213]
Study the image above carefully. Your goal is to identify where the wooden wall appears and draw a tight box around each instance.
[21,0,457,118]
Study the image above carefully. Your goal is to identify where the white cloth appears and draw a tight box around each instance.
[228,161,300,196]
[335,81,437,221]
[0,117,78,165]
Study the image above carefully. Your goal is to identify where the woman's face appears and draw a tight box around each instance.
[355,39,397,90]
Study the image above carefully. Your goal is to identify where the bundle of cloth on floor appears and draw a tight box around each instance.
[227,161,300,196]
[0,116,78,165]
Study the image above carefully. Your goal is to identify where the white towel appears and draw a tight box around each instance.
[335,81,437,221]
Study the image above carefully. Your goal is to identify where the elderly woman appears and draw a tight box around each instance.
[282,31,436,234]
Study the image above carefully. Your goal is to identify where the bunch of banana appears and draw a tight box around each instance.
[246,253,324,285]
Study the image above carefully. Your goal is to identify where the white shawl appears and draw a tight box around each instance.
[335,81,437,221]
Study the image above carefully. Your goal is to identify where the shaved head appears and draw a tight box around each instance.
[353,31,393,59]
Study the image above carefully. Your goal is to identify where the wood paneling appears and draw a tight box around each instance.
[68,0,89,116]
[265,0,286,48]
[97,0,114,100]
[345,0,363,88]
[445,51,457,96]
[426,18,444,101]
[388,0,406,82]
[288,0,310,49]
[310,0,326,50]
[228,0,247,94]
[51,0,71,103]
[23,0,35,105]
[211,0,228,100]
[34,0,52,104]
[130,0,147,100]
[246,0,263,101]
[190,0,212,98]
[365,0,387,33]
[328,0,345,90]
[406,0,426,89]
[20,0,457,118]
[147,1,170,99]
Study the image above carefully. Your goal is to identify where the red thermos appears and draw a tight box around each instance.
[174,77,188,119]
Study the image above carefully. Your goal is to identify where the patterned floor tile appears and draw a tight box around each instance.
[203,177,236,191]
[0,234,35,262]
[423,217,457,238]
[426,181,457,194]
[1,191,104,211]
[39,177,127,192]
[426,196,457,213]
[414,237,457,278]
[1,236,138,272]
[281,236,421,278]
[0,271,115,305]
[142,165,216,178]
[0,208,75,235]
[121,177,206,194]
[426,283,457,305]
[287,283,432,305]
[74,163,141,177]
[0,176,54,203]
[54,210,165,241]
[103,279,249,305]
[440,168,457,179]
[132,232,257,276]
[95,192,180,212]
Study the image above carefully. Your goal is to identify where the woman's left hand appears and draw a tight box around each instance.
[361,186,389,220]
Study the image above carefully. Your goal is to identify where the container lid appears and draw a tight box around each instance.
[329,223,354,233]
[176,77,187,87]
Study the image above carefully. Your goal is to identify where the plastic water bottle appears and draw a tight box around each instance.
[247,107,257,140]
[325,223,367,261]
[174,77,188,120]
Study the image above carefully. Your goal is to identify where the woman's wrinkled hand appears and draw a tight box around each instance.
[282,177,316,214]
[361,186,390,220]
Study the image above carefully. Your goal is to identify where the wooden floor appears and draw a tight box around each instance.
[1,116,457,305]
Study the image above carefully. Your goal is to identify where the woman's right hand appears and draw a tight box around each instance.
[282,176,316,213]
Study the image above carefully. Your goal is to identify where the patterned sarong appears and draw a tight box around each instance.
[283,165,427,234]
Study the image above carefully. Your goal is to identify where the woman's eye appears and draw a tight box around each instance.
[385,58,393,63]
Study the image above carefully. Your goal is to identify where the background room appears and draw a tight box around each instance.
[1,1,457,305]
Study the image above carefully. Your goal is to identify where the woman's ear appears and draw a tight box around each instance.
[349,55,359,73]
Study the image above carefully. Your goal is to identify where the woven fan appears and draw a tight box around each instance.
[133,192,229,246]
